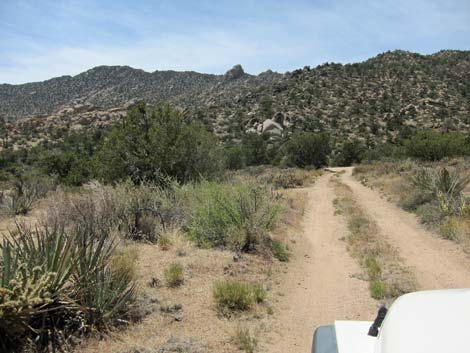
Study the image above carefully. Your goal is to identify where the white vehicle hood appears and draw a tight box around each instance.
[375,288,470,353]
[335,320,376,353]
[334,289,470,353]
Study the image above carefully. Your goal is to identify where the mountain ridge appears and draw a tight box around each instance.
[1,49,469,147]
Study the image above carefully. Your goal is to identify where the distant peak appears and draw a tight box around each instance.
[224,64,245,80]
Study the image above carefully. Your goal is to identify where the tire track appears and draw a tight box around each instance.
[337,167,470,290]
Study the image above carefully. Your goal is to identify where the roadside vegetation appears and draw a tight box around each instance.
[231,326,258,353]
[1,223,139,351]
[362,130,470,163]
[185,180,283,252]
[354,159,470,251]
[0,175,295,352]
[331,176,416,300]
[213,280,267,317]
[0,103,314,352]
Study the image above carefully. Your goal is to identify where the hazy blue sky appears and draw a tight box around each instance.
[1,0,469,84]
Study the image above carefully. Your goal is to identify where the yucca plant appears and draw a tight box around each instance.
[2,225,75,293]
[76,266,136,328]
[73,226,116,282]
[72,225,137,329]
[412,167,470,199]
[411,167,470,215]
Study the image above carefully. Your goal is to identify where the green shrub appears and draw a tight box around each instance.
[404,130,470,161]
[332,139,366,166]
[186,181,282,251]
[95,103,224,184]
[1,171,55,215]
[252,284,267,303]
[226,145,247,170]
[439,217,459,240]
[416,202,444,227]
[283,132,331,168]
[399,190,433,211]
[362,143,405,162]
[271,240,289,262]
[241,133,270,166]
[348,214,369,235]
[213,280,267,317]
[213,281,255,315]
[37,130,103,186]
[164,263,184,287]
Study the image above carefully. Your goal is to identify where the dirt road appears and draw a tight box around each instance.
[338,167,470,290]
[266,169,470,353]
[265,174,377,353]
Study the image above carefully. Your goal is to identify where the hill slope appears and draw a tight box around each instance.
[0,66,220,118]
[1,50,469,146]
[191,50,470,143]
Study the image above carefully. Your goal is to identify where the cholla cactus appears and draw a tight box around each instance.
[435,189,470,217]
[0,264,55,336]
[436,190,452,215]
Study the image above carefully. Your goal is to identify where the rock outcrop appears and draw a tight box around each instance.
[261,119,283,135]
[223,64,245,81]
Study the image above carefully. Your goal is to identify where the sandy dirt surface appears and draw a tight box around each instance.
[267,168,470,353]
[78,239,286,353]
[265,175,377,353]
[337,167,470,290]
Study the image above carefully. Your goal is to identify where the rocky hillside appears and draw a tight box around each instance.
[192,50,470,143]
[0,66,220,118]
[1,50,470,147]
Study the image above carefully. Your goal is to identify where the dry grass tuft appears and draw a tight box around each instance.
[232,326,258,353]
[213,280,267,316]
[164,263,185,288]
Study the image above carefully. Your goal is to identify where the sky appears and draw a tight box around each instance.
[1,0,469,84]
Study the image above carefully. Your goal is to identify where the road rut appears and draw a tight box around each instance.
[338,167,470,290]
